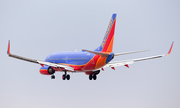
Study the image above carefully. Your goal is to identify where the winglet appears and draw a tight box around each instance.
[166,42,174,56]
[7,40,11,55]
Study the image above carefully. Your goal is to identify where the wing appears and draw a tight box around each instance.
[7,41,74,71]
[104,42,174,68]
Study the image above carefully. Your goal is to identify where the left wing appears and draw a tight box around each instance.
[104,42,174,68]
[7,41,74,71]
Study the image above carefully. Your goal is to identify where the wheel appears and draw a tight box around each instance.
[62,74,66,80]
[51,75,55,79]
[89,74,93,80]
[66,74,70,80]
[93,75,97,80]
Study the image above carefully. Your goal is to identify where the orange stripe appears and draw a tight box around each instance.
[106,35,114,52]
[95,56,107,69]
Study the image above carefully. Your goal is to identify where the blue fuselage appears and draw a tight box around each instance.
[45,51,95,65]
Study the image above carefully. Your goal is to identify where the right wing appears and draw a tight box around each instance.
[104,42,174,68]
[7,41,74,71]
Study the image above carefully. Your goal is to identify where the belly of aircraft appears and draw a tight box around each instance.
[45,51,107,72]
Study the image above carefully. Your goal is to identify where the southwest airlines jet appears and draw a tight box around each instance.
[7,14,173,80]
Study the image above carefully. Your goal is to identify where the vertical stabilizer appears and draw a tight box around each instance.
[95,14,117,52]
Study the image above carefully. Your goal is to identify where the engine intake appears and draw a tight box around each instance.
[39,66,55,75]
[48,67,55,74]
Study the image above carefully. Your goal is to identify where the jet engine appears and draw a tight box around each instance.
[39,66,55,75]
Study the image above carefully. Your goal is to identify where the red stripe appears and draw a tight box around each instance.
[102,19,116,52]
[80,55,100,71]
[39,69,50,75]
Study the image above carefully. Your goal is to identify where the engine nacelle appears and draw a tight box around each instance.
[106,52,114,63]
[39,66,55,75]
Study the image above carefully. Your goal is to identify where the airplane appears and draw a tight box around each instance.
[7,13,174,80]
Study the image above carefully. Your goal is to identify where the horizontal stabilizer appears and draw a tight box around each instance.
[114,50,149,56]
[82,49,110,56]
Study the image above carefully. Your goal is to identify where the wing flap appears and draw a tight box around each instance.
[37,61,74,71]
[104,55,163,68]
[104,60,134,67]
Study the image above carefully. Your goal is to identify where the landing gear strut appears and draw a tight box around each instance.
[62,70,70,80]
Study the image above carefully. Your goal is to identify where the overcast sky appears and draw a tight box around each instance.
[0,0,180,108]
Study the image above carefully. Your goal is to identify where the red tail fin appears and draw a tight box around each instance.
[95,14,117,52]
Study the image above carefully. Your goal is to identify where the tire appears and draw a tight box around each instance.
[66,74,70,80]
[93,75,97,80]
[62,74,66,80]
[51,75,55,79]
[89,74,93,80]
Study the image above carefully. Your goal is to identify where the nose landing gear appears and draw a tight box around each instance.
[51,75,55,79]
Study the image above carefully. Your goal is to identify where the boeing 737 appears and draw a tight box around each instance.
[7,13,174,80]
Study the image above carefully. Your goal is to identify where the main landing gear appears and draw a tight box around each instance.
[89,74,97,80]
[50,71,70,80]
[88,70,100,80]
[62,70,70,80]
[50,74,70,80]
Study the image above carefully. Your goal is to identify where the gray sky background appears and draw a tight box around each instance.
[0,0,180,108]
